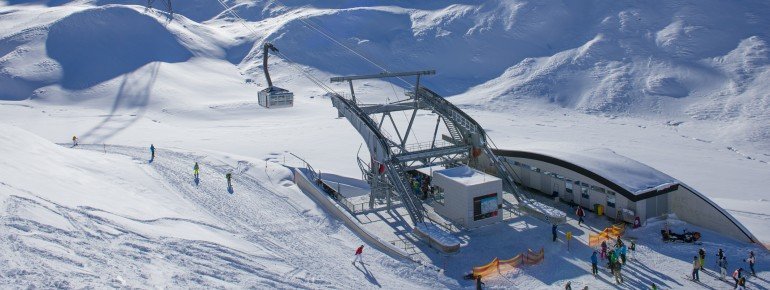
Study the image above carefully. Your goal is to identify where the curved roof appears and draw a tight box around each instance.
[492,144,679,202]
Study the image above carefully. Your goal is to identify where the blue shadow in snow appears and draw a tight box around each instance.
[46,6,192,90]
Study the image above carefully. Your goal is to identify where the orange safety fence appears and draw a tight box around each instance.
[524,248,545,264]
[471,247,545,278]
[497,253,523,272]
[472,258,499,278]
[588,223,627,247]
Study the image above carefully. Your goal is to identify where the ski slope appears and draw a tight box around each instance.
[0,124,453,288]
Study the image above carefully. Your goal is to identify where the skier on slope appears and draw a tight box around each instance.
[692,256,700,281]
[575,206,585,226]
[150,144,155,162]
[72,135,78,147]
[733,267,743,289]
[629,240,637,260]
[226,172,233,188]
[716,248,725,270]
[353,245,364,265]
[590,251,598,277]
[737,277,746,290]
[745,251,756,276]
[193,162,199,179]
[718,256,728,281]
[698,248,706,271]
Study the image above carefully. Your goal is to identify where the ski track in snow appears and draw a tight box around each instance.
[0,144,449,289]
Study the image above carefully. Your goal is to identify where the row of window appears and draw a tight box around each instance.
[509,159,617,208]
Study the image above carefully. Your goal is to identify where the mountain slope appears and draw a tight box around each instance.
[0,124,452,288]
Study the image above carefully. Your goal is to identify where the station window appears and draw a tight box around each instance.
[607,192,616,208]
[565,180,573,194]
[580,182,590,199]
[434,186,445,205]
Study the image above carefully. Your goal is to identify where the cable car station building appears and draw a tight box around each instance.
[482,145,759,243]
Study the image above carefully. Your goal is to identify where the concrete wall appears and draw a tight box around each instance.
[669,185,759,243]
[292,168,414,261]
[431,170,502,228]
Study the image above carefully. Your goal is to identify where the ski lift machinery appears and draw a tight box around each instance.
[258,43,294,108]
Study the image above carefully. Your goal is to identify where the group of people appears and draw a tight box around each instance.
[407,172,434,200]
[692,247,756,289]
[148,144,233,189]
[595,237,633,284]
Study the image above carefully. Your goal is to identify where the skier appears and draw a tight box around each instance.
[651,282,658,290]
[620,243,628,265]
[590,251,598,276]
[552,224,558,242]
[698,248,706,271]
[613,258,623,284]
[737,277,746,290]
[601,241,608,260]
[608,251,617,276]
[475,275,484,290]
[353,245,364,265]
[193,162,199,179]
[150,144,155,161]
[745,251,756,276]
[565,281,572,290]
[226,172,233,188]
[716,248,725,270]
[732,267,743,288]
[576,206,585,226]
[718,256,728,281]
[629,240,637,260]
[692,256,700,281]
[72,135,78,147]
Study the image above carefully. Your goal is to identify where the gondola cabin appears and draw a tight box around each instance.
[258,87,293,108]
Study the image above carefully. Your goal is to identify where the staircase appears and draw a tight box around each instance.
[443,117,463,143]
[482,147,525,203]
[385,160,426,224]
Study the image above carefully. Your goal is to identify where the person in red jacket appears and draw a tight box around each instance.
[576,206,585,226]
[353,245,364,265]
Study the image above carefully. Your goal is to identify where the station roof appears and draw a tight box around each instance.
[493,143,679,201]
[434,165,500,186]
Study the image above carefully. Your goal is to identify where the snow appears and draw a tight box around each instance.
[511,143,680,195]
[1,0,769,288]
[414,222,461,250]
[521,198,568,223]
[433,165,499,186]
[0,124,453,288]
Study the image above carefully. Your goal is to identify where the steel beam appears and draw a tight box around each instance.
[330,70,435,82]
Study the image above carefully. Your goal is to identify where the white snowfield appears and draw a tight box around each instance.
[0,124,453,289]
[1,0,769,289]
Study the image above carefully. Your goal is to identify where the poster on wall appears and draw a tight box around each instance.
[473,193,498,221]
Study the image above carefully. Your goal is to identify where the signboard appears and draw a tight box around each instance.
[473,193,499,221]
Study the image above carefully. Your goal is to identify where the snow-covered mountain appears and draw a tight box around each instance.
[1,1,769,288]
[3,0,770,150]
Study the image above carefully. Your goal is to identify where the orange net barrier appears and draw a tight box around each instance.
[472,258,499,278]
[524,247,545,264]
[471,247,544,278]
[589,223,627,247]
[497,253,523,272]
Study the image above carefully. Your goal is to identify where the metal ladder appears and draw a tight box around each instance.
[386,160,426,224]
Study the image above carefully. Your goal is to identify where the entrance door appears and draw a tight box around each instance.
[580,183,591,208]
